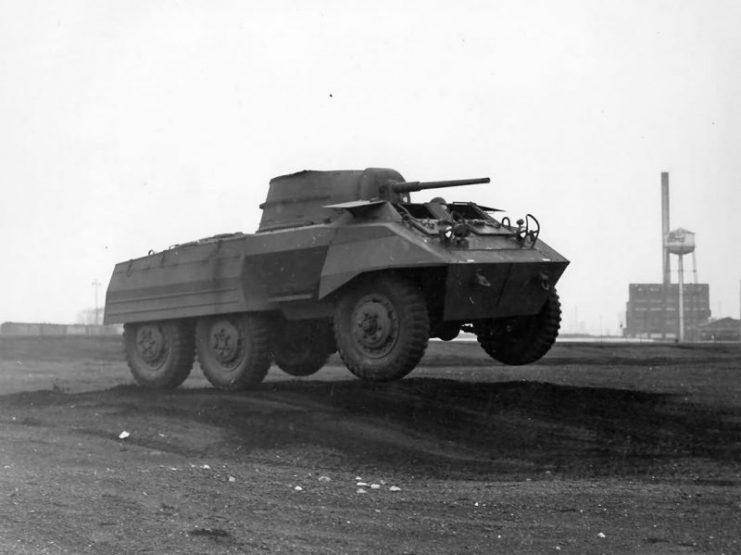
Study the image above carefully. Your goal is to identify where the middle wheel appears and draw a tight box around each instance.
[334,274,430,382]
[273,345,331,377]
[195,313,271,390]
[271,319,334,377]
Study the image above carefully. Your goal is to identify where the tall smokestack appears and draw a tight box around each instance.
[661,172,670,285]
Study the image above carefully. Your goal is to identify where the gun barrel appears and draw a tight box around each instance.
[390,177,490,194]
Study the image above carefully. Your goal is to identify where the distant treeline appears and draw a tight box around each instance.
[0,322,122,337]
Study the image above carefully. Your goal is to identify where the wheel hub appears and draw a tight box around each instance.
[136,325,165,363]
[352,298,397,355]
[210,320,241,364]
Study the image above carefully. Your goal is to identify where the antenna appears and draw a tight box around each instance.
[92,279,102,325]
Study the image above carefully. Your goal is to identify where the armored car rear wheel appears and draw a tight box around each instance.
[334,275,429,382]
[477,289,561,365]
[195,314,271,390]
[123,320,195,389]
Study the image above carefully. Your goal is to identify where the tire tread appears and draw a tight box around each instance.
[196,314,271,390]
[123,321,195,389]
[478,289,561,366]
[334,274,429,382]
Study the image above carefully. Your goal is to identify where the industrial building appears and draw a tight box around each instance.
[625,283,710,340]
[0,321,121,337]
[624,173,711,340]
[697,318,741,342]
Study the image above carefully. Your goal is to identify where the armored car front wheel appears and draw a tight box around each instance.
[476,289,561,366]
[123,320,195,389]
[334,274,429,382]
[195,314,271,390]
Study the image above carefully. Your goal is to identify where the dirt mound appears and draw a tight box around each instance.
[3,376,740,483]
[1,337,741,553]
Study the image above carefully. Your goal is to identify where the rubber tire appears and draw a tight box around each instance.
[274,348,331,377]
[195,314,271,390]
[272,322,333,377]
[334,274,429,382]
[123,320,194,389]
[478,289,561,365]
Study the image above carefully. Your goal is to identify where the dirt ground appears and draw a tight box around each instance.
[1,337,740,554]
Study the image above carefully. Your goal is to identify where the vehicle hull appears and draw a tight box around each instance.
[104,220,567,325]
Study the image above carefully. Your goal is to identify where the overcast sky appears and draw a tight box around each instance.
[1,0,739,334]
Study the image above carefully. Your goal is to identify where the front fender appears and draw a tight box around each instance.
[318,224,446,299]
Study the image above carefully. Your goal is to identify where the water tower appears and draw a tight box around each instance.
[666,227,696,341]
